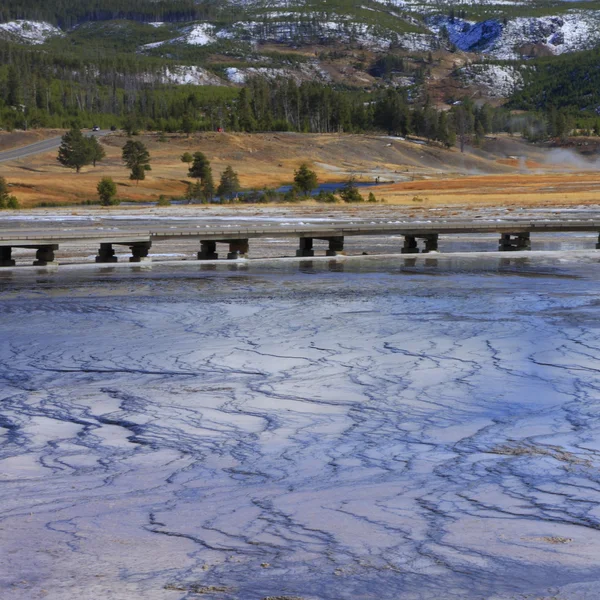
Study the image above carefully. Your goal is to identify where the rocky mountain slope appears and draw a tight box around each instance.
[2,1,600,102]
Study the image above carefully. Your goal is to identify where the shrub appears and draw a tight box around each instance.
[316,190,337,203]
[6,196,19,209]
[339,177,364,203]
[0,176,19,209]
[97,177,117,206]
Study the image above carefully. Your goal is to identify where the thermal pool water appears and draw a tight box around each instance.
[1,255,600,600]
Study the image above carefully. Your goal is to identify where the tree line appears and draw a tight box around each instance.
[509,47,600,117]
[0,42,592,148]
[0,0,240,28]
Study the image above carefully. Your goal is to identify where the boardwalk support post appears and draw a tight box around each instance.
[227,239,249,260]
[128,241,151,262]
[198,241,218,260]
[95,243,118,263]
[422,234,439,253]
[0,247,15,267]
[296,237,314,257]
[499,233,531,251]
[402,235,419,254]
[33,245,58,266]
[325,236,345,256]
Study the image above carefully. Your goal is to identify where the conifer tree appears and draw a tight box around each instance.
[293,163,318,195]
[6,65,22,108]
[87,136,106,167]
[217,165,241,200]
[130,164,147,184]
[237,88,256,132]
[181,114,194,137]
[123,114,141,137]
[122,140,151,184]
[188,152,214,201]
[57,127,92,173]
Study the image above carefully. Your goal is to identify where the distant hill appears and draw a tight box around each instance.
[1,0,600,135]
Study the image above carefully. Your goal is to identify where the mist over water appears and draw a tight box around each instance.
[1,256,600,600]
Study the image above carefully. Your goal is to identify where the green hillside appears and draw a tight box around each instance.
[509,49,600,113]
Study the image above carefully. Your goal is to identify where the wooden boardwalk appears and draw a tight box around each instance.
[1,220,599,266]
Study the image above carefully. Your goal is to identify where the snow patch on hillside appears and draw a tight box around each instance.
[217,19,399,50]
[184,23,216,45]
[225,62,329,84]
[430,11,600,59]
[373,0,524,6]
[141,22,216,50]
[142,40,167,50]
[496,12,600,58]
[136,8,600,62]
[0,20,63,45]
[460,64,524,97]
[160,66,223,86]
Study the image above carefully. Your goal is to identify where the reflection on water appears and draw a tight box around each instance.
[0,252,597,293]
[499,256,530,268]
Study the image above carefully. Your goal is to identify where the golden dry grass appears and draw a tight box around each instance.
[2,130,600,209]
[376,172,600,207]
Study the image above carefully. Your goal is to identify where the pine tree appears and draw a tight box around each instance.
[436,112,454,148]
[202,171,215,201]
[188,152,214,201]
[188,151,209,180]
[122,140,151,185]
[130,164,146,184]
[237,88,256,132]
[123,114,141,137]
[86,136,106,167]
[57,127,92,173]
[6,65,21,108]
[185,182,197,203]
[424,107,439,141]
[217,166,241,200]
[293,163,318,195]
[181,114,194,137]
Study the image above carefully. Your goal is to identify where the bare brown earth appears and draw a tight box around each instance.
[1,130,600,208]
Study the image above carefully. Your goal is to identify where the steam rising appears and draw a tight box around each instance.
[544,148,600,170]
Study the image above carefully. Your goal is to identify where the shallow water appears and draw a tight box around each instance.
[1,255,600,600]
